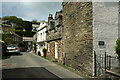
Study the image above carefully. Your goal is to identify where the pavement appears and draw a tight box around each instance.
[2,52,82,79]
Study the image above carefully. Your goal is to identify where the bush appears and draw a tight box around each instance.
[115,39,120,58]
[5,38,16,45]
[42,48,47,57]
[18,41,25,47]
[42,48,47,53]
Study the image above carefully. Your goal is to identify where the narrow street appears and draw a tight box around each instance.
[2,52,82,79]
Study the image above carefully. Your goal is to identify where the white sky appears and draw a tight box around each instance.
[1,1,62,21]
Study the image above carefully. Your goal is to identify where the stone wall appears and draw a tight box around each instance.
[47,40,63,62]
[47,41,55,59]
[62,2,93,76]
[57,40,62,63]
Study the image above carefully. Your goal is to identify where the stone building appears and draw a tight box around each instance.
[46,10,63,62]
[62,2,93,76]
[93,2,120,76]
[93,2,119,56]
[62,1,120,77]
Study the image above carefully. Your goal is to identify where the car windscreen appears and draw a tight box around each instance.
[7,45,18,47]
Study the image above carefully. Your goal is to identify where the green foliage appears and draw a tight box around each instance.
[31,20,39,24]
[2,16,35,37]
[2,33,16,45]
[13,26,23,30]
[115,39,120,57]
[2,16,23,26]
[18,41,25,47]
[15,30,24,36]
[22,21,32,31]
[2,33,11,41]
[3,16,22,25]
[42,48,47,53]
[24,31,36,37]
[15,30,36,37]
[4,38,16,45]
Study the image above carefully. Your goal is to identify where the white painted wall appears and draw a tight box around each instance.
[93,2,119,56]
[92,2,119,76]
[36,21,47,56]
[37,22,47,42]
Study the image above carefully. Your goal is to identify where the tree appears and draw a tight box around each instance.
[15,30,24,36]
[13,26,23,30]
[22,21,32,31]
[2,16,35,37]
[2,16,23,26]
[31,19,39,24]
[4,38,16,45]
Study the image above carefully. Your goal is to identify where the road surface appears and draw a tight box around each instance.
[2,52,82,79]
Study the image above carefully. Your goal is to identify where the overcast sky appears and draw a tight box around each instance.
[1,2,62,21]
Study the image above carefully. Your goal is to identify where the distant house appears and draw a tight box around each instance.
[0,20,12,33]
[0,20,22,44]
[32,24,39,31]
[33,34,37,53]
[46,10,63,62]
[23,37,33,51]
[36,21,48,56]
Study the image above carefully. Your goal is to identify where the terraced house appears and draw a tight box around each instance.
[32,1,120,77]
[36,21,48,56]
[46,10,63,63]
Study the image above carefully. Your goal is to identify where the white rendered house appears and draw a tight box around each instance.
[93,1,119,76]
[37,21,48,56]
[93,2,119,56]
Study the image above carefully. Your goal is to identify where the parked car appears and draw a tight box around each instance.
[6,44,20,54]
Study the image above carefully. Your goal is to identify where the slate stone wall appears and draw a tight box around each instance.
[62,2,93,76]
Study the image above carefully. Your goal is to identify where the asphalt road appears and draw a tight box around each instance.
[2,52,82,80]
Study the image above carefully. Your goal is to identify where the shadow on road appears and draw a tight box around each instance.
[2,67,62,80]
[2,53,23,60]
[2,55,11,60]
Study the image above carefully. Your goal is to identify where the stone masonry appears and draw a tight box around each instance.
[47,41,55,59]
[46,11,63,62]
[62,2,93,76]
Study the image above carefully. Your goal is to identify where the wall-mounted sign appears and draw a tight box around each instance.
[98,41,105,46]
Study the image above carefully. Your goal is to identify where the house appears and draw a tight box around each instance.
[93,2,119,56]
[33,34,37,53]
[36,21,48,56]
[23,37,33,51]
[0,20,22,44]
[46,10,63,62]
[93,2,120,76]
[32,23,39,32]
[0,20,12,33]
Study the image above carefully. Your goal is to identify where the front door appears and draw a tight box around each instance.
[55,41,58,59]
